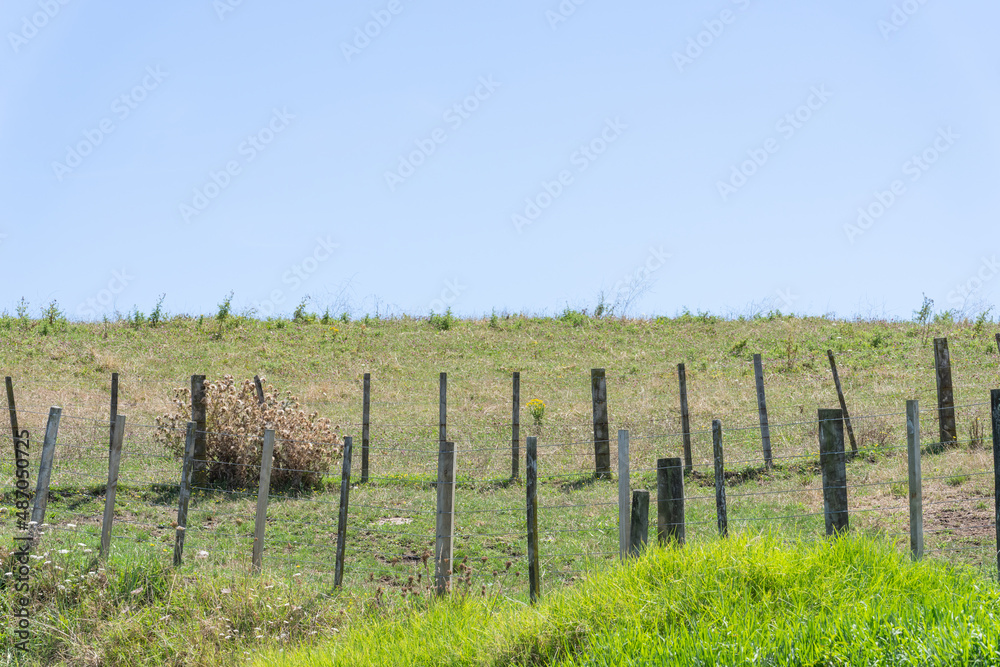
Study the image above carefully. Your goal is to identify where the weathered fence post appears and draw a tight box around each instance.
[435,439,456,595]
[334,436,353,587]
[827,351,859,458]
[991,389,1000,580]
[109,372,119,456]
[526,435,540,604]
[819,409,849,535]
[592,369,611,478]
[933,338,957,448]
[906,400,923,561]
[251,429,276,573]
[100,415,126,559]
[5,376,19,449]
[995,333,1000,355]
[657,457,684,545]
[439,372,447,445]
[253,375,265,405]
[511,372,520,480]
[191,375,207,486]
[712,419,728,537]
[361,373,370,484]
[753,354,773,469]
[628,490,649,557]
[173,422,196,566]
[618,429,630,558]
[678,363,693,474]
[29,407,61,541]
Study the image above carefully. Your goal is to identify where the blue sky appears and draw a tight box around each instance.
[2,0,998,321]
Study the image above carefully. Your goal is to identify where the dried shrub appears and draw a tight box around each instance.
[155,375,341,489]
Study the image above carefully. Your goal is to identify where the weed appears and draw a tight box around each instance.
[489,309,499,329]
[429,308,455,331]
[559,308,588,328]
[946,474,969,487]
[150,293,166,327]
[16,297,30,329]
[293,297,315,324]
[526,399,545,426]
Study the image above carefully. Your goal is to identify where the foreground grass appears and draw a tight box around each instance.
[260,534,1000,667]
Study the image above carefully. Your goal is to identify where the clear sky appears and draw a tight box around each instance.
[2,1,998,321]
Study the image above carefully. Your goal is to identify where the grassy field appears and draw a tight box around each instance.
[0,309,998,665]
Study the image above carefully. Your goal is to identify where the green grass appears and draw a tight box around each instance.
[257,533,1000,667]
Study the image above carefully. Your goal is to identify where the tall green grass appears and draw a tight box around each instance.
[259,533,1000,667]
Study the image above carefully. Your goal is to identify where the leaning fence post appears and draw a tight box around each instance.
[657,457,684,545]
[361,374,370,484]
[100,415,127,559]
[334,436,353,587]
[933,338,957,448]
[592,369,611,478]
[628,489,649,557]
[819,409,849,535]
[173,422,196,566]
[753,354,773,469]
[5,376,19,451]
[618,429,630,558]
[511,372,520,480]
[712,419,728,537]
[526,435,540,604]
[191,375,208,486]
[435,439,456,595]
[29,407,62,542]
[678,363,693,474]
[251,429,276,573]
[253,375,265,405]
[827,351,858,458]
[991,389,1000,580]
[906,400,923,561]
[109,372,119,456]
[439,372,447,445]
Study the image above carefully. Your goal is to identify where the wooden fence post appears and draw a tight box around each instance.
[439,372,447,445]
[511,372,520,480]
[657,457,684,545]
[628,489,649,557]
[253,375,265,405]
[251,429,276,573]
[827,351,859,458]
[5,376,19,449]
[995,333,1000,355]
[435,439,456,595]
[526,435,540,604]
[906,400,923,561]
[618,429,630,558]
[753,354,773,469]
[712,419,728,537]
[334,436,353,587]
[29,407,61,541]
[819,409,849,535]
[109,372,119,456]
[991,389,1000,580]
[100,414,126,559]
[933,338,957,448]
[678,363,693,474]
[191,375,207,486]
[361,374,370,484]
[173,422,196,566]
[592,369,611,478]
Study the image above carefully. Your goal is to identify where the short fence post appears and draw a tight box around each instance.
[827,351,859,458]
[511,372,520,480]
[253,375,265,405]
[100,414,126,559]
[991,389,1000,580]
[361,374,370,484]
[678,363,693,474]
[439,372,447,445]
[618,429,630,558]
[712,419,728,537]
[819,409,849,535]
[995,333,1000,355]
[173,422,196,566]
[334,436,353,587]
[251,429,276,573]
[526,435,540,603]
[29,407,62,542]
[628,490,649,557]
[109,372,119,456]
[5,376,19,449]
[434,439,456,595]
[933,338,957,447]
[753,354,773,468]
[657,457,684,545]
[592,369,611,478]
[906,400,923,561]
[191,375,208,486]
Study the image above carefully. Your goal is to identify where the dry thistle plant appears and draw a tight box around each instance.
[155,375,341,489]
